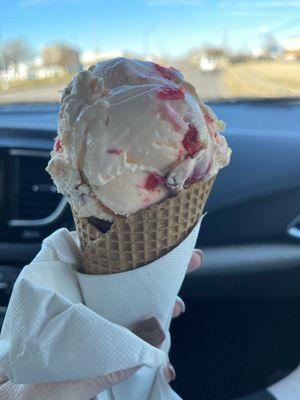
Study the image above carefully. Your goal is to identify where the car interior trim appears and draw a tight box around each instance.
[8,197,68,227]
[9,148,50,158]
[287,214,300,240]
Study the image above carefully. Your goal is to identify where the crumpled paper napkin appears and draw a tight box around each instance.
[0,219,201,399]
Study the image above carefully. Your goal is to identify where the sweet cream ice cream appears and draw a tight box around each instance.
[47,57,231,221]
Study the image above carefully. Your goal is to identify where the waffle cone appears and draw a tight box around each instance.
[72,176,216,275]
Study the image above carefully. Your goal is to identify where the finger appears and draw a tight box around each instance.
[172,297,185,318]
[131,317,166,347]
[163,362,176,382]
[2,368,141,400]
[94,366,141,388]
[187,249,203,273]
[0,368,141,400]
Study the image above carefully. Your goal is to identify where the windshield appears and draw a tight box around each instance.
[1,0,300,104]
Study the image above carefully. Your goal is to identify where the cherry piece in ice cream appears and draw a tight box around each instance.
[54,138,62,152]
[154,63,174,81]
[158,86,185,101]
[182,124,203,157]
[144,172,166,191]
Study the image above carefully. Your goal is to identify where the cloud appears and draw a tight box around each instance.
[147,0,203,6]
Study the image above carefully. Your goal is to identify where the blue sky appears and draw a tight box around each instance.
[1,0,300,56]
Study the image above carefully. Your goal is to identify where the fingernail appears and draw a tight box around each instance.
[176,297,186,314]
[194,249,204,263]
[164,362,176,382]
[172,302,181,318]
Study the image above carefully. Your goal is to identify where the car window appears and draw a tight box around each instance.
[0,0,299,104]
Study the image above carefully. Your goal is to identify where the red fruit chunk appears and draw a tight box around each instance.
[144,172,166,191]
[107,148,123,155]
[182,124,203,157]
[154,63,173,81]
[54,138,62,152]
[158,85,185,100]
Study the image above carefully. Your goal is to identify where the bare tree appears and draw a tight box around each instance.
[3,38,33,68]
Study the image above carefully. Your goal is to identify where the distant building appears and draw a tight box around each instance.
[42,44,81,72]
[284,36,300,60]
[0,63,28,81]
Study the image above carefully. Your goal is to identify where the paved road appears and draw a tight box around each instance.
[0,67,228,103]
[0,84,62,104]
[175,64,229,99]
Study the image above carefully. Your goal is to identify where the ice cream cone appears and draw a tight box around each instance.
[72,175,216,275]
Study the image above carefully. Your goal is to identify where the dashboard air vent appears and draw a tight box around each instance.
[9,149,66,226]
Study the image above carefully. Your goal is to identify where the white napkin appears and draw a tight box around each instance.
[0,220,201,399]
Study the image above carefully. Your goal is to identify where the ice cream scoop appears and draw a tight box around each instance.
[47,57,231,221]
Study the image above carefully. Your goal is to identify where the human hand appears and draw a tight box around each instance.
[0,249,203,400]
